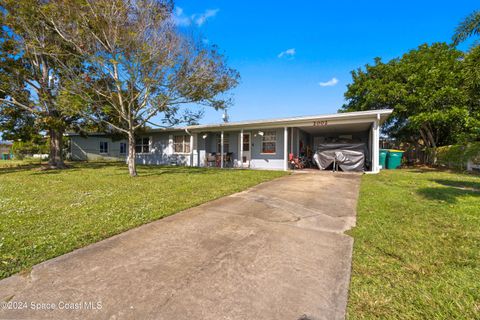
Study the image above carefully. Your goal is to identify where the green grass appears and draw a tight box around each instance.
[0,158,43,168]
[347,169,480,319]
[0,162,286,279]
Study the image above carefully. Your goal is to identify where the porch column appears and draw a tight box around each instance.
[168,135,173,155]
[372,116,380,173]
[189,134,194,167]
[284,127,288,171]
[290,128,294,154]
[240,129,244,168]
[220,131,224,168]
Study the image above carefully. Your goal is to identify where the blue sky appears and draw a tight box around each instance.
[170,0,479,125]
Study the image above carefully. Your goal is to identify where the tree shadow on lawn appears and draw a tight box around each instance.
[433,179,480,191]
[417,179,480,204]
[0,163,48,175]
[0,161,125,175]
[1,160,245,177]
[132,166,227,177]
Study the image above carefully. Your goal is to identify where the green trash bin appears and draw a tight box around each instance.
[379,149,388,169]
[386,150,404,169]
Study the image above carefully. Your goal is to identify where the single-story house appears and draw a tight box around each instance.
[67,109,393,173]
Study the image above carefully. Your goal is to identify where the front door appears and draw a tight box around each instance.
[242,133,251,165]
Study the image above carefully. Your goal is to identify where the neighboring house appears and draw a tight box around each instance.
[0,141,13,160]
[67,109,393,173]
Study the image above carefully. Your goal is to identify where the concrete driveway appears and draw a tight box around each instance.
[0,171,361,320]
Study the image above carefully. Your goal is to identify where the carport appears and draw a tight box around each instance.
[289,119,379,173]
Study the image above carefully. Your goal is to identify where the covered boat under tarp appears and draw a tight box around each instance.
[313,143,366,172]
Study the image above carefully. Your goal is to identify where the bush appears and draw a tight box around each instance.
[12,140,48,160]
[436,142,480,170]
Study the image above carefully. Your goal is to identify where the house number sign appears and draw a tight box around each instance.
[313,120,328,126]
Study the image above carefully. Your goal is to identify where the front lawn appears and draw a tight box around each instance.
[0,162,286,279]
[348,169,480,319]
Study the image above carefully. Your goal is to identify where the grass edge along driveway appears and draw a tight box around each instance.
[0,162,287,279]
[347,169,480,319]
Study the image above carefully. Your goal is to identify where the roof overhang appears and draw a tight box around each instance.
[65,109,393,136]
[187,109,393,132]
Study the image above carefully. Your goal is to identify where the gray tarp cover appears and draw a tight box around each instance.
[313,143,366,172]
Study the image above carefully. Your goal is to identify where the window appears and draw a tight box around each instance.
[262,131,276,154]
[135,137,150,153]
[173,135,191,153]
[99,141,109,154]
[120,142,127,155]
[216,134,229,153]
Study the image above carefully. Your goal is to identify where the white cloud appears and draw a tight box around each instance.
[194,9,219,26]
[173,7,191,26]
[318,77,339,87]
[173,7,219,27]
[277,48,296,58]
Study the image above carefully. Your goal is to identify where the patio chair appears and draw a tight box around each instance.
[226,152,234,167]
[205,153,216,167]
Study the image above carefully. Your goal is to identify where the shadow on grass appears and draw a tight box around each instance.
[1,160,243,177]
[418,179,480,203]
[0,164,45,175]
[134,166,228,177]
[432,179,480,191]
[0,161,125,175]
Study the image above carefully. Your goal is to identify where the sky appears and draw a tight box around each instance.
[167,0,479,125]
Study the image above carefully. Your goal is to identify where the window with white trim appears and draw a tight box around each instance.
[262,131,276,154]
[119,142,127,155]
[216,134,229,153]
[135,137,150,153]
[173,135,191,153]
[99,141,108,154]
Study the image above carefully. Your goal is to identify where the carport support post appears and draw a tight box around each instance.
[221,131,224,168]
[240,129,244,168]
[372,115,380,173]
[284,127,288,171]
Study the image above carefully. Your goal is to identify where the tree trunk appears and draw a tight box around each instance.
[48,128,66,169]
[424,126,437,165]
[127,132,137,177]
[420,125,437,165]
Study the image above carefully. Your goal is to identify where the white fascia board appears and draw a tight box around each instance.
[188,109,393,132]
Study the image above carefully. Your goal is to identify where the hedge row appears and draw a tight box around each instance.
[436,142,480,170]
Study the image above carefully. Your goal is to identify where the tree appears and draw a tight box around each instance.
[453,10,480,139]
[463,45,480,104]
[341,43,477,163]
[452,10,480,46]
[0,0,81,168]
[47,0,239,176]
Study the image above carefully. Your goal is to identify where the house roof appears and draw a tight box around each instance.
[66,109,393,135]
[185,109,393,131]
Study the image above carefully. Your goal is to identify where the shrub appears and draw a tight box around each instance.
[12,140,48,160]
[436,142,480,170]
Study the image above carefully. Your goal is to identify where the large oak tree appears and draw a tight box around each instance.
[0,0,82,168]
[47,0,239,176]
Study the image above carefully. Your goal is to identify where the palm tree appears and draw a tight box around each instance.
[453,10,480,45]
